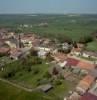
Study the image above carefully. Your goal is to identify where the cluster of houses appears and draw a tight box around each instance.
[1,28,97,100]
[51,50,97,100]
[52,48,97,100]
[0,28,54,60]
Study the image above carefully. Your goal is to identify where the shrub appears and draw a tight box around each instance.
[54,80,62,86]
[79,36,93,44]
[33,69,39,75]
[44,71,51,79]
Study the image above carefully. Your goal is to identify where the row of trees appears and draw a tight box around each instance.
[57,35,93,46]
[14,28,93,44]
[14,28,94,46]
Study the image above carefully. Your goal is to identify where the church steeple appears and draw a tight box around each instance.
[18,34,22,48]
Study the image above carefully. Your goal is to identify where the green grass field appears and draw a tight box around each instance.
[0,14,97,41]
[48,80,74,99]
[0,56,50,88]
[0,56,74,99]
[12,62,50,88]
[0,80,57,100]
[0,79,73,100]
[22,15,97,41]
[86,40,97,51]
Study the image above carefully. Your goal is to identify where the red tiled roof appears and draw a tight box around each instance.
[82,75,94,85]
[79,75,94,87]
[10,48,22,57]
[77,75,95,92]
[0,47,10,53]
[72,47,82,52]
[80,93,97,100]
[77,61,95,70]
[66,58,79,66]
[10,48,22,55]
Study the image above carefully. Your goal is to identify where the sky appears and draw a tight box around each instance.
[0,0,97,14]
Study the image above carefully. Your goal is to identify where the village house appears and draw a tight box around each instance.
[10,47,30,60]
[6,32,15,38]
[58,60,67,69]
[49,64,64,77]
[38,22,48,27]
[41,38,51,45]
[21,40,32,48]
[51,52,96,82]
[64,71,72,79]
[89,82,97,97]
[55,56,95,74]
[20,34,35,48]
[36,46,51,52]
[5,37,19,48]
[35,43,53,59]
[62,42,72,50]
[37,49,47,59]
[52,49,58,54]
[0,28,9,39]
[66,57,96,71]
[5,41,17,48]
[52,52,67,62]
[76,75,95,95]
[65,57,79,68]
[32,38,41,47]
[80,92,97,100]
[66,58,87,73]
[68,92,81,100]
[0,47,10,56]
[10,48,22,60]
[77,60,95,71]
[89,68,97,79]
[38,84,53,93]
[77,43,85,49]
[71,47,82,56]
[82,50,97,59]
[0,39,6,47]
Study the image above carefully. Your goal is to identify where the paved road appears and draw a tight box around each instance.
[0,78,37,92]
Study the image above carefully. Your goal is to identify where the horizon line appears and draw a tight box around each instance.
[0,12,97,15]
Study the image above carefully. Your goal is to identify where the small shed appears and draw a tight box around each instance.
[39,84,53,92]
